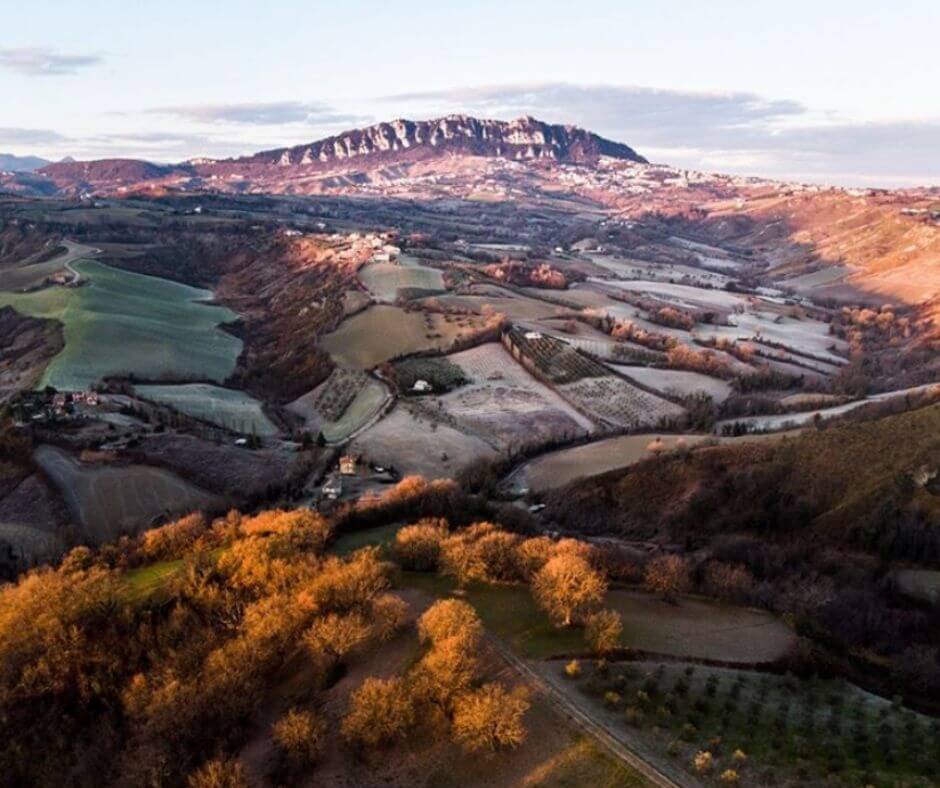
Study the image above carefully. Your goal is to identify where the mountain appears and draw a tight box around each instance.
[3,116,645,196]
[0,153,50,173]
[231,115,647,168]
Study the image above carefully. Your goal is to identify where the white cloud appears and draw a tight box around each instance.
[0,47,102,76]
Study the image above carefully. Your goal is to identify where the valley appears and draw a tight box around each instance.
[1,114,938,787]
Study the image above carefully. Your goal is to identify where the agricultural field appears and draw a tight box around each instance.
[0,260,242,390]
[287,367,390,442]
[560,659,938,787]
[424,343,595,451]
[591,277,749,312]
[33,444,221,545]
[507,328,685,430]
[135,383,278,436]
[420,284,568,322]
[559,375,686,431]
[0,239,98,291]
[588,253,733,289]
[692,310,848,365]
[615,366,732,402]
[0,474,68,562]
[716,383,940,433]
[320,305,487,369]
[349,403,498,478]
[357,257,445,302]
[507,433,712,494]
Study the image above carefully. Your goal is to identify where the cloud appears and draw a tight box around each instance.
[381,83,940,186]
[149,101,368,126]
[0,47,102,76]
[0,127,69,145]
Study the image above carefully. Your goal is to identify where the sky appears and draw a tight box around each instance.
[1,0,938,187]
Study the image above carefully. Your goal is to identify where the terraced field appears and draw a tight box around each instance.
[0,260,241,390]
[136,383,278,436]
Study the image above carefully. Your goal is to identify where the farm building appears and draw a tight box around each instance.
[412,379,432,393]
[339,455,358,475]
[322,474,343,499]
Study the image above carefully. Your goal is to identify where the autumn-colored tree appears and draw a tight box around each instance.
[532,553,607,626]
[417,599,483,647]
[439,522,499,585]
[341,676,416,747]
[585,609,623,654]
[370,593,410,641]
[186,757,248,788]
[304,610,372,669]
[140,513,207,561]
[297,547,392,615]
[393,518,449,571]
[414,633,481,711]
[552,537,594,562]
[451,684,530,751]
[474,530,522,582]
[514,536,555,580]
[644,555,692,601]
[703,561,754,601]
[272,708,325,769]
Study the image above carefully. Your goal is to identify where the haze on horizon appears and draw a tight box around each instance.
[2,0,938,188]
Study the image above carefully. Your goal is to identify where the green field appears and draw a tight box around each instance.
[0,260,242,390]
[136,383,278,436]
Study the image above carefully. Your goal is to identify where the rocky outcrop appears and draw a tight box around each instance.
[232,115,647,169]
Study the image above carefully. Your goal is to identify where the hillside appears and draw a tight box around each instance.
[544,399,940,558]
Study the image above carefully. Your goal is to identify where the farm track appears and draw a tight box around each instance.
[491,638,693,788]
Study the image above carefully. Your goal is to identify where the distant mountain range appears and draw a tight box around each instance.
[0,153,51,173]
[13,116,645,196]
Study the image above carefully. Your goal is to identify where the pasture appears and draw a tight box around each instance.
[33,445,221,545]
[135,384,278,436]
[320,305,485,369]
[0,260,242,390]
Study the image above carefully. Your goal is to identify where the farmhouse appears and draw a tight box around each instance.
[322,474,343,499]
[412,379,432,393]
[339,454,358,475]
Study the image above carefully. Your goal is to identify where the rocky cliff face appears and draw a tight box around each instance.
[236,115,647,169]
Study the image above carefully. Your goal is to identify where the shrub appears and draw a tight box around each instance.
[186,757,248,788]
[693,750,714,773]
[451,684,530,752]
[564,660,582,679]
[719,768,740,784]
[604,691,621,708]
[272,708,325,769]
